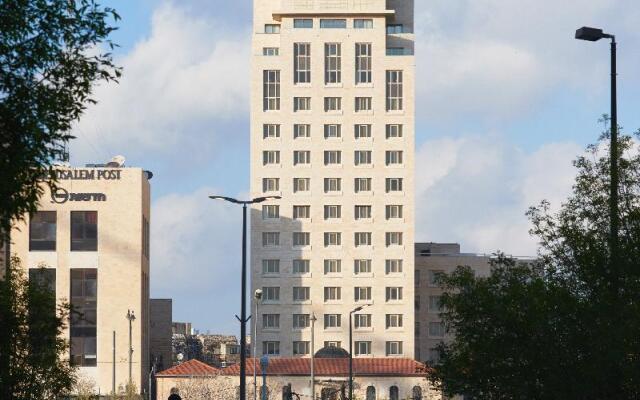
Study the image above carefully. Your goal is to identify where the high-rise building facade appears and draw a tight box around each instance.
[9,166,151,394]
[251,0,415,358]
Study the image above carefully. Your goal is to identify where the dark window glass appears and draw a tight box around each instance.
[70,269,97,366]
[71,211,97,251]
[28,268,57,355]
[29,211,56,251]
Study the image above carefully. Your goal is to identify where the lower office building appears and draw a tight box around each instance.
[8,165,152,395]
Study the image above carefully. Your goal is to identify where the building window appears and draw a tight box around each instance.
[324,97,342,112]
[415,321,420,336]
[324,314,341,328]
[323,232,341,247]
[263,151,280,165]
[293,178,310,193]
[294,124,311,138]
[428,270,444,286]
[324,259,341,274]
[293,341,310,355]
[429,296,443,312]
[263,314,280,329]
[354,314,371,329]
[70,211,97,251]
[386,342,403,356]
[428,348,440,363]
[263,341,280,355]
[292,232,310,247]
[386,70,403,111]
[354,205,372,220]
[262,232,280,247]
[263,47,279,56]
[389,385,400,400]
[385,259,403,274]
[354,232,372,247]
[354,124,371,139]
[293,287,310,302]
[293,150,311,165]
[354,259,372,274]
[386,24,403,34]
[324,43,341,84]
[385,178,403,192]
[294,43,311,84]
[386,287,403,301]
[265,24,281,33]
[355,43,372,84]
[70,269,97,366]
[385,232,403,246]
[385,205,403,219]
[386,47,406,56]
[294,97,311,111]
[386,124,403,138]
[292,259,310,274]
[429,322,445,338]
[386,314,403,328]
[263,124,280,138]
[355,97,372,112]
[294,18,313,28]
[293,314,310,329]
[29,268,56,294]
[355,341,371,355]
[325,341,342,348]
[385,150,403,165]
[29,211,56,251]
[324,287,341,302]
[366,386,376,400]
[263,287,280,301]
[324,178,341,193]
[324,205,341,220]
[262,205,280,219]
[415,295,420,310]
[263,70,280,111]
[262,259,280,275]
[354,19,373,29]
[354,151,372,166]
[354,287,371,302]
[324,151,342,165]
[263,178,280,192]
[412,386,423,400]
[354,178,372,193]
[293,205,311,219]
[320,19,346,29]
[324,124,341,139]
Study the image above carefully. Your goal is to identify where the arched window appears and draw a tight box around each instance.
[366,385,376,400]
[412,386,422,400]
[389,385,399,400]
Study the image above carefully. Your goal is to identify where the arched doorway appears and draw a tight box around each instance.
[412,386,422,400]
[389,385,399,400]
[366,385,376,400]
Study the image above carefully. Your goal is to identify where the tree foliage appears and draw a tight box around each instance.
[428,128,640,399]
[0,0,120,234]
[0,257,75,399]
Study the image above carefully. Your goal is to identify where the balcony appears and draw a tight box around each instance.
[274,0,393,18]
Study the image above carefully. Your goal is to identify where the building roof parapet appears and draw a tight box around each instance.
[274,0,393,18]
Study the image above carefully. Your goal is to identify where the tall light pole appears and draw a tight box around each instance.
[253,288,263,400]
[349,305,370,400]
[208,195,281,400]
[126,310,136,384]
[310,313,317,400]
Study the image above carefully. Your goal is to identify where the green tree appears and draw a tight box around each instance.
[428,129,640,399]
[0,257,75,399]
[0,0,120,236]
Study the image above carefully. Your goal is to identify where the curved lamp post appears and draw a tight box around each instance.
[349,304,370,400]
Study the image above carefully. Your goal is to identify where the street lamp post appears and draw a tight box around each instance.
[349,305,370,400]
[208,195,281,400]
[310,313,317,400]
[253,289,263,400]
[125,310,136,384]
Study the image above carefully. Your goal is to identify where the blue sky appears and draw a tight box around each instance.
[70,0,640,333]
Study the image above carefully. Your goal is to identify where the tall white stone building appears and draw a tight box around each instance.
[251,0,415,358]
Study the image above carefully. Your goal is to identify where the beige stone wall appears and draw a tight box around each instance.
[251,0,416,358]
[9,167,151,395]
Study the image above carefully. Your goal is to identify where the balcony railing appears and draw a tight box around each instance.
[279,0,387,12]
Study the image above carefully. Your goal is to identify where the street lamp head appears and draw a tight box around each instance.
[254,288,263,300]
[126,309,136,321]
[251,196,282,203]
[575,26,612,41]
[209,195,241,204]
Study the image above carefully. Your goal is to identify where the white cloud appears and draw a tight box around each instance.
[71,2,250,164]
[415,135,582,256]
[151,187,244,333]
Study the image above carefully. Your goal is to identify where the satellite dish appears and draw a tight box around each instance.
[106,155,126,168]
[177,353,184,362]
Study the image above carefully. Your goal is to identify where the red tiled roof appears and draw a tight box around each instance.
[156,359,220,377]
[221,358,428,377]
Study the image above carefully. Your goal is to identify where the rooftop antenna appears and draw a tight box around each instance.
[106,155,126,168]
